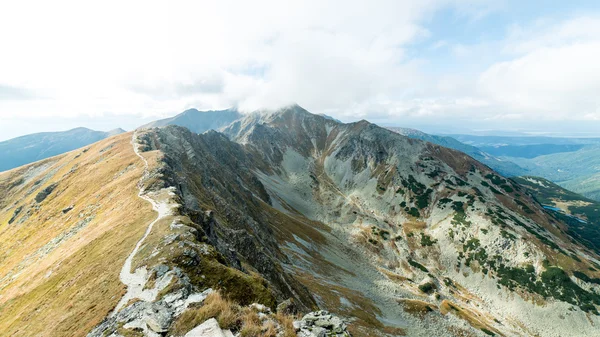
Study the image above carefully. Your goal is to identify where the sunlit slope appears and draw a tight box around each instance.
[0,132,157,337]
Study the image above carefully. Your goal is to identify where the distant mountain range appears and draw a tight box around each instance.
[3,109,600,202]
[0,127,125,172]
[506,145,600,201]
[139,107,242,133]
[387,127,528,177]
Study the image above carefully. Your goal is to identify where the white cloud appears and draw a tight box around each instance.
[478,16,600,120]
[0,0,498,122]
[1,0,599,135]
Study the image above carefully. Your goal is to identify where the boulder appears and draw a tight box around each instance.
[294,310,350,337]
[184,318,234,337]
[144,302,173,333]
[35,183,57,203]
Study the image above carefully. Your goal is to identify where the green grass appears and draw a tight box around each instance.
[420,234,437,246]
[408,259,429,273]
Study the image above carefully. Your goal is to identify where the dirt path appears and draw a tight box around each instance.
[111,132,172,315]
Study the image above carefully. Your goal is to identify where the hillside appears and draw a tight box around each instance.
[0,132,155,336]
[513,176,600,253]
[0,127,125,172]
[2,106,600,336]
[140,108,242,134]
[387,127,527,177]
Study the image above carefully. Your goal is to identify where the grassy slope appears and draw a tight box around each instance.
[0,133,157,337]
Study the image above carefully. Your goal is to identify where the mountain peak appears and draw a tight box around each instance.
[140,107,243,133]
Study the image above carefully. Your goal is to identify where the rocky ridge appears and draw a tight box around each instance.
[2,105,600,336]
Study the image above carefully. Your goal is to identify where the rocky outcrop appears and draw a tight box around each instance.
[294,311,351,337]
[87,273,213,337]
[34,182,57,203]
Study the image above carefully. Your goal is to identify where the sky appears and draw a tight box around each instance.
[2,0,600,141]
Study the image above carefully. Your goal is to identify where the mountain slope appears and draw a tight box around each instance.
[2,106,600,337]
[513,176,600,253]
[140,108,242,133]
[219,105,600,336]
[0,133,155,336]
[388,127,527,177]
[0,127,125,172]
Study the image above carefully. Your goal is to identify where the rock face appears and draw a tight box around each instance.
[295,311,350,337]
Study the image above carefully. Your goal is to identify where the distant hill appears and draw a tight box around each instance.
[140,108,242,133]
[507,145,600,201]
[447,134,600,147]
[0,127,125,172]
[387,127,528,177]
[480,144,585,159]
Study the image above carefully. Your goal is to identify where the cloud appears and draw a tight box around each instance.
[2,0,599,132]
[0,0,492,120]
[0,85,37,100]
[478,16,600,120]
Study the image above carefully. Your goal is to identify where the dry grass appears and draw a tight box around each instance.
[239,309,263,337]
[171,292,239,334]
[170,291,296,336]
[0,132,159,337]
[275,312,297,337]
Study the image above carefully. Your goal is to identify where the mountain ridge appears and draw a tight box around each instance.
[1,106,600,336]
[140,107,242,134]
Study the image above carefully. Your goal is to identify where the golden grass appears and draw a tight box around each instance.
[275,312,298,337]
[170,291,296,337]
[0,132,158,337]
[170,292,239,334]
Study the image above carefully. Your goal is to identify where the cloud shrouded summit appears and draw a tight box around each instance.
[1,0,600,139]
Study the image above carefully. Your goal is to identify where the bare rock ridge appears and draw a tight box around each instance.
[140,108,242,134]
[1,104,600,336]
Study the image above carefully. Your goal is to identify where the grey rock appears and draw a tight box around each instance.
[35,183,57,203]
[154,264,170,278]
[184,318,233,337]
[295,310,351,337]
[277,298,298,315]
[144,302,173,333]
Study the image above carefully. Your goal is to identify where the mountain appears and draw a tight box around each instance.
[513,176,600,253]
[2,105,600,336]
[0,127,125,172]
[388,127,528,177]
[140,107,242,133]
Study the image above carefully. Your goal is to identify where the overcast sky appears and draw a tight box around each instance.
[2,0,600,140]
